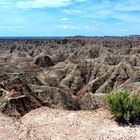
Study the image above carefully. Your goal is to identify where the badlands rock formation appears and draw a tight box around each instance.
[0,36,140,116]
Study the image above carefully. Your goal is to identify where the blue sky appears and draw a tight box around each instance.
[0,0,140,36]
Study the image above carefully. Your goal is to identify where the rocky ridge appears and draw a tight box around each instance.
[0,36,140,117]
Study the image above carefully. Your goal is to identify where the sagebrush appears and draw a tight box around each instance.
[105,90,140,123]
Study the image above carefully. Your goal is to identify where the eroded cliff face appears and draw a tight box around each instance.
[0,36,140,117]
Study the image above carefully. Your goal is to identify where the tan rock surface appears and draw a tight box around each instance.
[0,107,140,140]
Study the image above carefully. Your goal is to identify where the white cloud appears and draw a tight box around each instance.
[83,25,90,29]
[75,0,86,2]
[0,25,22,30]
[114,0,140,11]
[61,24,96,30]
[16,0,71,9]
[0,26,4,29]
[63,25,81,30]
[0,0,12,5]
[112,13,140,24]
[62,9,82,14]
[61,17,69,21]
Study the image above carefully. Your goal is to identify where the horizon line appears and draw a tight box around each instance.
[0,35,140,38]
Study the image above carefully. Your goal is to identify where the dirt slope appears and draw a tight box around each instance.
[0,107,140,140]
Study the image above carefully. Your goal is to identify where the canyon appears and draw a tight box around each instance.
[0,36,140,117]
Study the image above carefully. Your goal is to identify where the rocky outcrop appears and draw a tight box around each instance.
[0,37,140,116]
[0,82,79,117]
[34,54,53,67]
[78,93,106,110]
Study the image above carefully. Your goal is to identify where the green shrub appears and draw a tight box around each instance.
[105,90,140,124]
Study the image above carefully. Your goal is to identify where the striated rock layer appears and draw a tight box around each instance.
[0,36,140,116]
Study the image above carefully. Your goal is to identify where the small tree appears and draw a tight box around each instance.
[105,90,140,124]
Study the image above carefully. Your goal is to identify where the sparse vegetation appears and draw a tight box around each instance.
[105,90,140,124]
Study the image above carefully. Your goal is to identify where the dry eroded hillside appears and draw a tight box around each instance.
[0,36,140,117]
